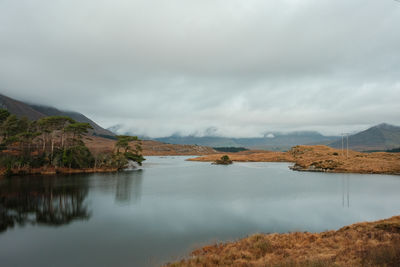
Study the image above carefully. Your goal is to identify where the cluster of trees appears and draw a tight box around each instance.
[113,135,145,168]
[0,109,144,174]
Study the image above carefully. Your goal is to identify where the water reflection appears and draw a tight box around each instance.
[115,170,143,204]
[0,177,90,232]
[342,175,350,208]
[1,158,400,267]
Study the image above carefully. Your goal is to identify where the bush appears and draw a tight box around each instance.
[214,155,233,165]
[124,152,145,166]
[110,153,129,170]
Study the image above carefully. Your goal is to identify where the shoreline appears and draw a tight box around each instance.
[289,164,400,176]
[188,145,400,175]
[0,166,120,177]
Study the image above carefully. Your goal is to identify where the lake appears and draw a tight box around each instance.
[1,156,400,266]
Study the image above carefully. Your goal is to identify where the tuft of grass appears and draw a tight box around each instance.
[359,238,400,267]
[375,222,400,233]
[248,234,273,258]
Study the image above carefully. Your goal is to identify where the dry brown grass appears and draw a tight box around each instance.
[189,145,400,175]
[188,150,295,163]
[84,136,217,156]
[164,216,400,267]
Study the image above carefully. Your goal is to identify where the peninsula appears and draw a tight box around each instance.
[189,145,400,175]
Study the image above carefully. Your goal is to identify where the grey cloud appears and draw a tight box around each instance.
[0,0,399,137]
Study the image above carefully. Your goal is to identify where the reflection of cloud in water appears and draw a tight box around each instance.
[237,163,274,169]
[234,162,292,173]
[141,156,200,170]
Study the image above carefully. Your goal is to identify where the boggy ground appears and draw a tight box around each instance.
[165,216,400,267]
[189,145,400,175]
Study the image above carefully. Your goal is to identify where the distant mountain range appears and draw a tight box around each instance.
[328,123,400,151]
[0,94,115,138]
[154,124,400,152]
[154,132,340,151]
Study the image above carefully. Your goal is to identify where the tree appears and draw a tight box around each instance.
[38,116,76,157]
[115,135,138,153]
[214,155,233,165]
[64,122,93,147]
[0,115,30,144]
[0,116,41,171]
[114,135,145,166]
[0,109,10,124]
[62,145,94,169]
[124,151,145,166]
[17,131,41,157]
[110,152,129,170]
[1,115,20,140]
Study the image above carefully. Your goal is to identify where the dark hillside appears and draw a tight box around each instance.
[0,94,114,137]
[328,123,400,151]
[30,104,114,137]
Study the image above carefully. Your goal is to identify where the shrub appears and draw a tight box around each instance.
[214,155,233,165]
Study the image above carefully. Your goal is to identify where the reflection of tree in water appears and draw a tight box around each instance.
[115,170,143,204]
[0,176,90,233]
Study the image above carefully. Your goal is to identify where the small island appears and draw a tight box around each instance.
[212,155,233,165]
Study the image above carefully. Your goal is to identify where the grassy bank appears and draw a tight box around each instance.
[165,216,400,267]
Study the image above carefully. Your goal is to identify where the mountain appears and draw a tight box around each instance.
[0,94,44,120]
[0,94,115,138]
[328,123,400,151]
[155,131,339,151]
[29,104,115,138]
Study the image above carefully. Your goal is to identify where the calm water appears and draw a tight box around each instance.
[1,156,400,266]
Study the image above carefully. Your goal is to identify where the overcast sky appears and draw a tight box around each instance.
[1,0,399,137]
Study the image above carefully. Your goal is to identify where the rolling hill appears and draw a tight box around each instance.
[0,94,115,138]
[328,123,400,151]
